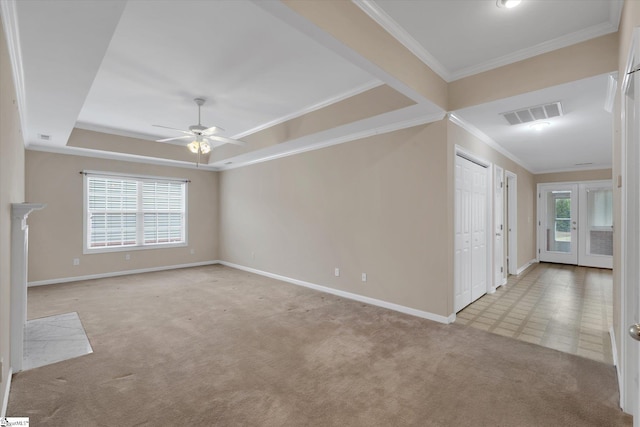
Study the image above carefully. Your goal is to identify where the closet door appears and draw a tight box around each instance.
[455,155,488,312]
[454,156,472,312]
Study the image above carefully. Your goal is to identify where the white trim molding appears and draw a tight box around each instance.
[218,261,456,324]
[0,0,28,146]
[1,368,12,418]
[448,114,533,173]
[352,0,450,81]
[610,326,622,399]
[231,80,383,140]
[517,259,538,276]
[27,261,218,287]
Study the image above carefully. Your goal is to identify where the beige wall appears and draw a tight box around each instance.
[220,121,452,316]
[535,169,612,184]
[449,33,618,110]
[219,118,538,317]
[25,150,218,283]
[0,19,25,411]
[446,121,537,270]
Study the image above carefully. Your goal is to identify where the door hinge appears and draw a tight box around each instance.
[501,267,503,273]
[500,224,503,230]
[538,193,541,198]
[538,221,541,226]
[538,249,541,254]
[500,181,504,188]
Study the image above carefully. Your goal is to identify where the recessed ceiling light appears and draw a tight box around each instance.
[497,0,522,8]
[529,122,550,131]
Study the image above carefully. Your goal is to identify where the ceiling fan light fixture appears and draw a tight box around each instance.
[497,0,522,8]
[200,141,211,154]
[187,140,200,153]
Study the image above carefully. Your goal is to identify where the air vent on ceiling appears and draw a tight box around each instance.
[500,102,563,125]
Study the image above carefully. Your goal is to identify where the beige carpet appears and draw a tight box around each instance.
[8,265,631,426]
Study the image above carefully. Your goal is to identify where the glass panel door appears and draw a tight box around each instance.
[538,183,578,264]
[578,181,613,268]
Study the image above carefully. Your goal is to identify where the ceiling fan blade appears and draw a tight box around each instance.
[152,124,192,135]
[205,135,246,146]
[201,125,225,135]
[156,135,192,143]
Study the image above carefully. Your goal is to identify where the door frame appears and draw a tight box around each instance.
[494,165,506,289]
[454,146,493,307]
[506,171,518,275]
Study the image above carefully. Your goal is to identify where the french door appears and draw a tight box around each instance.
[538,181,613,268]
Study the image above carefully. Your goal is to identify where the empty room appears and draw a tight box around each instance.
[1,0,639,425]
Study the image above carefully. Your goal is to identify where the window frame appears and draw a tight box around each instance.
[83,171,188,254]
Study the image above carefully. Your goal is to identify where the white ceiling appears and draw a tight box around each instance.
[1,0,621,173]
[358,0,621,81]
[454,73,614,173]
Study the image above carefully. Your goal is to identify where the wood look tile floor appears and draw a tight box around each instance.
[456,262,613,364]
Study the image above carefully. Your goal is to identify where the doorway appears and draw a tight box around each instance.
[537,181,613,268]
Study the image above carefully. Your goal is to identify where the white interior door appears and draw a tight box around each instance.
[454,156,472,312]
[494,166,505,288]
[621,29,640,422]
[471,161,488,301]
[578,181,613,269]
[538,183,579,265]
[455,154,488,312]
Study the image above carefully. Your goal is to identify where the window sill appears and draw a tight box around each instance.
[83,242,188,255]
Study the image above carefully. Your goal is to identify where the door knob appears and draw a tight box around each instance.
[629,324,640,341]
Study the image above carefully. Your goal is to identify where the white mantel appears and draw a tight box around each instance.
[11,203,45,372]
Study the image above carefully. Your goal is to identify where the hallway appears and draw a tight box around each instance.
[456,262,613,364]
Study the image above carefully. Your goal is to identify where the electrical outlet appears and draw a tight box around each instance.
[361,273,367,282]
[125,254,131,261]
[190,249,195,255]
[334,268,340,277]
[73,258,80,266]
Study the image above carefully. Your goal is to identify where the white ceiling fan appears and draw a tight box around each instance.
[153,98,245,155]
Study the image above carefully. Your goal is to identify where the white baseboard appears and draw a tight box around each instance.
[610,326,622,401]
[1,368,12,418]
[517,259,538,276]
[218,261,455,324]
[27,261,219,287]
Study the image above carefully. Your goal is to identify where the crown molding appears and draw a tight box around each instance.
[352,0,451,81]
[353,0,620,83]
[533,164,613,175]
[27,143,218,171]
[215,105,446,171]
[231,80,382,140]
[447,113,533,173]
[1,0,28,144]
[450,21,618,81]
[74,122,167,142]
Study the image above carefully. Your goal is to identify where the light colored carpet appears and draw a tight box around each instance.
[8,265,631,426]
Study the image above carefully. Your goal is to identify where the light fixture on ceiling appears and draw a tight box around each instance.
[529,121,550,131]
[153,98,245,166]
[187,135,211,155]
[496,0,522,8]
